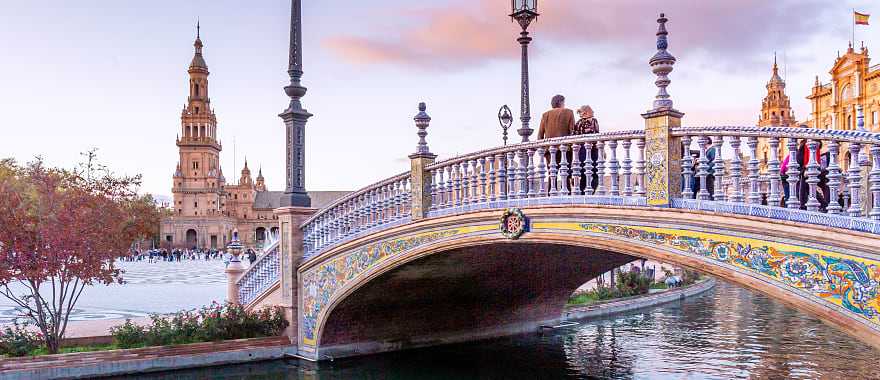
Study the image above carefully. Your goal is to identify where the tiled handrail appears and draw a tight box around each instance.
[301,172,411,258]
[238,239,281,306]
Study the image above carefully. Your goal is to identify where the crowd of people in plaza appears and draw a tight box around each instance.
[538,94,843,212]
[121,247,261,266]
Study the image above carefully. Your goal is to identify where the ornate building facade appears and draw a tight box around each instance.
[755,44,880,172]
[806,43,880,131]
[160,30,282,250]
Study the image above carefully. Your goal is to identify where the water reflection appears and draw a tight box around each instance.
[117,280,880,379]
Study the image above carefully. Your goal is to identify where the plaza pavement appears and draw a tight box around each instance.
[0,259,238,337]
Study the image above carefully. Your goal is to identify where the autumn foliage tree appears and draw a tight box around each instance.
[0,152,156,353]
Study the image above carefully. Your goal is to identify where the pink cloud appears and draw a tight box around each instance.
[324,0,831,71]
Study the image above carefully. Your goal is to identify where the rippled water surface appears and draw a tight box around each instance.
[122,280,880,379]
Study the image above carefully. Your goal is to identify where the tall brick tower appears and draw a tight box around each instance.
[172,24,225,218]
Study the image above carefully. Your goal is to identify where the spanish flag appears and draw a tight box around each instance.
[855,11,870,25]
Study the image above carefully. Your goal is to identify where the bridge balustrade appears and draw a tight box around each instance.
[301,173,411,258]
[674,126,880,227]
[425,131,648,212]
[237,239,280,305]
[299,126,880,260]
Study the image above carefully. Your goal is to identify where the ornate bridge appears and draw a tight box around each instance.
[231,16,880,361]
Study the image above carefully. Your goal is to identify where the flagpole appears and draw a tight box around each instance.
[852,8,855,46]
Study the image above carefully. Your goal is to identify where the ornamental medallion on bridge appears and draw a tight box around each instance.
[500,208,528,239]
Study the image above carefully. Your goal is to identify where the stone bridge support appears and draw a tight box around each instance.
[274,206,315,341]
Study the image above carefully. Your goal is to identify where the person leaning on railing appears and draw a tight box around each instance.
[574,105,600,193]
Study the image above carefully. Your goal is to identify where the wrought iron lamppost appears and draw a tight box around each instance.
[510,0,539,142]
[498,104,513,145]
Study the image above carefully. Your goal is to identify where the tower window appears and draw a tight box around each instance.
[781,111,785,117]
[195,107,200,114]
[195,83,200,96]
[195,201,198,208]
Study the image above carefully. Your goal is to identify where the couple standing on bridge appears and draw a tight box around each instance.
[537,94,601,191]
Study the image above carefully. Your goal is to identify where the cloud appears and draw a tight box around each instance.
[323,0,832,71]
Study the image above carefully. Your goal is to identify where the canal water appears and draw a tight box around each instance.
[121,280,880,379]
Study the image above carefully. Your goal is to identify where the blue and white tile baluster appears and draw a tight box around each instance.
[847,143,864,217]
[469,159,479,204]
[445,166,454,208]
[621,139,633,197]
[785,138,801,209]
[870,144,880,220]
[746,137,759,204]
[634,139,646,197]
[680,134,694,199]
[571,143,583,196]
[696,136,710,201]
[498,153,508,201]
[826,140,843,214]
[536,147,547,197]
[585,142,596,195]
[548,145,559,196]
[506,152,516,199]
[430,170,440,211]
[517,148,529,199]
[804,139,822,212]
[728,136,744,203]
[712,136,725,202]
[479,157,488,203]
[453,163,463,207]
[558,143,571,195]
[608,139,620,196]
[487,156,497,202]
[595,140,606,195]
[767,137,782,206]
[527,148,537,198]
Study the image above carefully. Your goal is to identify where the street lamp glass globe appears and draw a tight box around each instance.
[511,0,537,13]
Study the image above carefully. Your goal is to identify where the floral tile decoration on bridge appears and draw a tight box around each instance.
[570,222,880,327]
[299,224,496,346]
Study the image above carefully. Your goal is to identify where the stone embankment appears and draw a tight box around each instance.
[563,278,717,322]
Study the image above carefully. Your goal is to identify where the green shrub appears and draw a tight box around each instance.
[109,319,146,349]
[0,321,40,357]
[111,302,288,348]
[615,270,651,297]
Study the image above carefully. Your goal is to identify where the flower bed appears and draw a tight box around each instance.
[0,302,287,358]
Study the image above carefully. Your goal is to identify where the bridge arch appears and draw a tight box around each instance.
[297,205,880,359]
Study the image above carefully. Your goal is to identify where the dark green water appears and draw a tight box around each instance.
[118,280,880,379]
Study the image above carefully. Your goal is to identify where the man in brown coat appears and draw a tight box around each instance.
[538,94,575,140]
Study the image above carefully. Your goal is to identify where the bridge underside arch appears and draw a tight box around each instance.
[318,243,632,358]
[297,206,880,360]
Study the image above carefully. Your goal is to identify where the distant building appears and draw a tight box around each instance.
[806,43,880,131]
[160,29,347,250]
[754,43,880,172]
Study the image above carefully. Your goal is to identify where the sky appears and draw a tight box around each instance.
[1,0,879,197]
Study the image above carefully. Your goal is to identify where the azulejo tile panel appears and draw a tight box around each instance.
[560,222,880,327]
[299,224,495,346]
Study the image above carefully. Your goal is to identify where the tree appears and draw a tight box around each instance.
[0,152,153,353]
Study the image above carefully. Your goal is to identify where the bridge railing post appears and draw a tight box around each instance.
[642,13,683,207]
[410,102,437,220]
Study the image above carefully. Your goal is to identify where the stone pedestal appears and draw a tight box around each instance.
[274,206,317,343]
[225,259,246,304]
[641,108,684,207]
